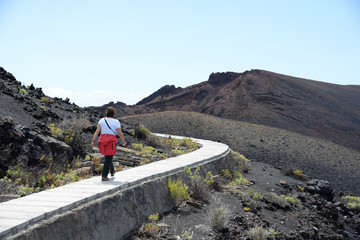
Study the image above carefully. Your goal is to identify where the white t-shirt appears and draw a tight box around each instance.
[99,118,121,135]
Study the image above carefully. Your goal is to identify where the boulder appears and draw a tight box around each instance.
[306,179,334,200]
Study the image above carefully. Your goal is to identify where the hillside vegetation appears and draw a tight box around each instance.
[123,111,360,196]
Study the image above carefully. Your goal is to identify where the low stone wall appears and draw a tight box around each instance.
[6,138,229,240]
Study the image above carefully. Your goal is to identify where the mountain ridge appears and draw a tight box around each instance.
[93,69,360,151]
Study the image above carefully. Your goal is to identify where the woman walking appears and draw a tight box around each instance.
[91,107,127,181]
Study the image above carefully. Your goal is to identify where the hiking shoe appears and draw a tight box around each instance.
[102,177,109,181]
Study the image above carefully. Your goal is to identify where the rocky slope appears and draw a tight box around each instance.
[123,111,360,196]
[0,67,104,178]
[130,161,360,239]
[95,70,360,152]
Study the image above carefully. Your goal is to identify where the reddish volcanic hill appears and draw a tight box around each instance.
[95,70,360,151]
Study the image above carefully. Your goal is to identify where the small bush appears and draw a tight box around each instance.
[230,150,250,173]
[19,88,28,95]
[18,185,39,196]
[262,192,290,209]
[170,147,183,157]
[239,189,263,213]
[280,194,300,206]
[248,225,277,240]
[180,138,198,150]
[133,123,151,140]
[168,178,190,207]
[6,164,32,185]
[209,196,230,230]
[293,169,303,177]
[220,169,232,180]
[342,195,360,209]
[41,96,54,104]
[148,213,159,221]
[180,230,193,240]
[282,168,309,181]
[184,167,212,201]
[252,192,262,200]
[233,171,249,185]
[49,120,87,156]
[204,171,215,186]
[143,223,158,233]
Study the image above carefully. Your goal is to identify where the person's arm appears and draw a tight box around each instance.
[91,124,101,148]
[116,128,127,146]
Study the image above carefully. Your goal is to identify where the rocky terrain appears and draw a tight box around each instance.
[0,66,102,178]
[129,160,360,239]
[94,70,360,152]
[1,66,360,239]
[123,111,360,196]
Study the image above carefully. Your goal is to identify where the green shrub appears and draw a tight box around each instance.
[143,223,158,233]
[49,120,87,156]
[19,88,28,95]
[220,169,232,180]
[133,123,151,140]
[170,147,183,156]
[48,123,63,139]
[17,185,39,196]
[233,171,249,184]
[180,230,193,240]
[184,167,212,201]
[293,169,303,177]
[280,194,300,206]
[230,149,250,173]
[342,195,360,209]
[148,213,159,221]
[133,143,166,160]
[209,196,230,230]
[252,192,262,200]
[248,188,254,195]
[262,192,290,209]
[244,207,251,212]
[168,178,190,207]
[248,225,277,240]
[41,96,54,104]
[180,138,198,150]
[204,171,215,186]
[6,165,31,185]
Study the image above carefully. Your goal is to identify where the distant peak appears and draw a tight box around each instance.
[208,72,241,85]
[136,85,182,105]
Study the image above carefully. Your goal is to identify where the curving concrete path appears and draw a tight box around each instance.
[0,134,229,239]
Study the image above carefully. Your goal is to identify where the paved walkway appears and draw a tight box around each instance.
[0,134,229,239]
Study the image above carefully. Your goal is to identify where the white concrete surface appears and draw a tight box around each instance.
[0,135,229,239]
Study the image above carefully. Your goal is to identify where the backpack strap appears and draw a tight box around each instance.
[104,119,119,138]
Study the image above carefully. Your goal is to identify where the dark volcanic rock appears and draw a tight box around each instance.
[0,66,103,178]
[0,116,72,176]
[307,179,334,200]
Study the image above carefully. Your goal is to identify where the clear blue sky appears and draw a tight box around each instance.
[1,0,359,107]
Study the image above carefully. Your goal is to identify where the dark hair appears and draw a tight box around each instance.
[106,107,116,117]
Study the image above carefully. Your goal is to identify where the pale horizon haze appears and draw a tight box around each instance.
[1,0,359,107]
